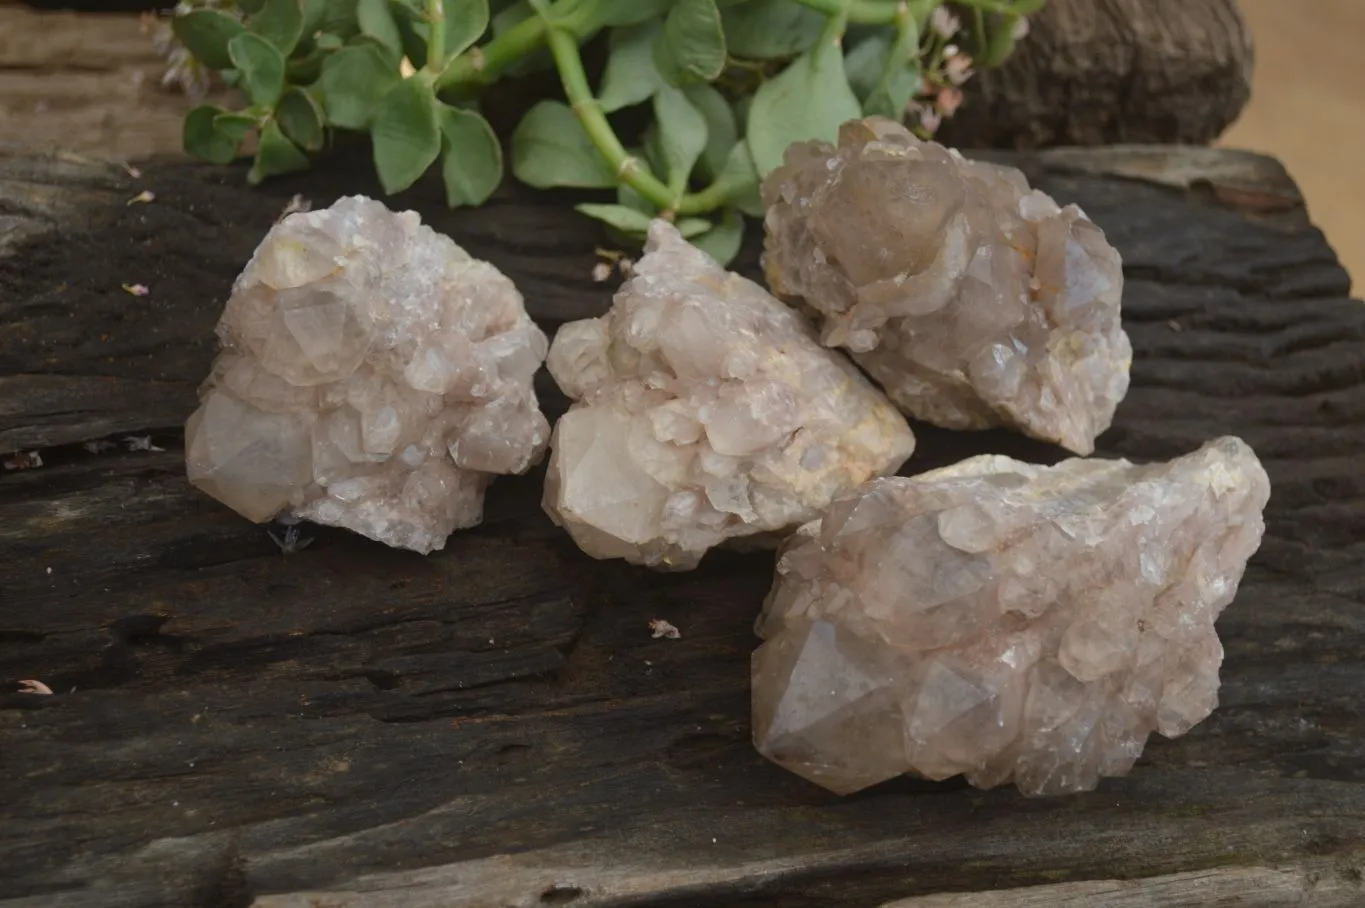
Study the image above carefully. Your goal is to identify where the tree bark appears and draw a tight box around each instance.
[941,0,1255,149]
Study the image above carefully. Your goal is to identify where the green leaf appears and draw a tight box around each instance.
[721,0,823,59]
[301,0,329,35]
[675,217,712,239]
[371,77,442,194]
[652,84,707,187]
[443,0,490,59]
[864,62,920,120]
[276,87,326,151]
[248,0,305,55]
[848,17,921,119]
[653,0,726,86]
[214,110,259,143]
[715,140,763,217]
[690,208,744,265]
[439,105,502,207]
[747,40,862,177]
[249,120,311,184]
[978,14,1025,68]
[511,101,616,189]
[391,4,431,68]
[286,42,326,82]
[597,22,665,113]
[183,105,247,165]
[316,42,401,128]
[317,0,361,38]
[575,0,673,30]
[488,1,552,74]
[616,180,655,214]
[171,10,245,70]
[683,83,736,180]
[240,0,267,13]
[844,33,889,100]
[640,122,667,184]
[356,0,403,58]
[575,203,653,234]
[228,32,287,106]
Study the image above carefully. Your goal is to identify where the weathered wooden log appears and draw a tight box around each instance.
[1,145,1364,907]
[941,0,1256,148]
[3,1,1254,164]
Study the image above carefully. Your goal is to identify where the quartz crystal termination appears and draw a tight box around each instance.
[762,117,1133,455]
[543,220,916,570]
[752,437,1270,797]
[186,196,550,554]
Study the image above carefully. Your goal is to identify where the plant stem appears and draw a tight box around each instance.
[436,12,547,89]
[425,0,446,73]
[543,25,681,212]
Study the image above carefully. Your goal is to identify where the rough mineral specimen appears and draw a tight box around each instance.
[186,196,550,554]
[762,117,1132,455]
[543,220,916,570]
[752,437,1269,796]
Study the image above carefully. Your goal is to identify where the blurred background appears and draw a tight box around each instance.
[1220,0,1364,291]
[0,0,1360,289]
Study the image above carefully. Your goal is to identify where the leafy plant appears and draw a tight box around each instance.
[162,0,1041,264]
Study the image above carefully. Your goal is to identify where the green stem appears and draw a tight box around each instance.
[425,0,446,73]
[871,3,919,100]
[543,24,681,212]
[436,11,547,89]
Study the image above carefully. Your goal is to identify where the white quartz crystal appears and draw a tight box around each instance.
[542,220,916,570]
[753,437,1270,796]
[762,117,1133,455]
[186,196,550,553]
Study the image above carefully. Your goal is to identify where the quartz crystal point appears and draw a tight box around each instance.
[542,220,916,570]
[185,196,550,553]
[752,437,1270,796]
[762,117,1133,455]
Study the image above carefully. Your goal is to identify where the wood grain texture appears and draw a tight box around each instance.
[881,860,1365,907]
[940,0,1255,149]
[0,7,235,162]
[1,146,1363,907]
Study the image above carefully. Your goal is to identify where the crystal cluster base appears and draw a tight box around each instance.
[753,437,1269,796]
[542,220,916,570]
[186,196,549,554]
[762,117,1132,455]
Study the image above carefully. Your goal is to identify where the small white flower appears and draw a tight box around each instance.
[930,6,961,38]
[944,53,974,86]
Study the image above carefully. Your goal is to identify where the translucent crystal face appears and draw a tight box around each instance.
[753,437,1270,797]
[542,220,916,570]
[185,196,550,554]
[762,116,1133,455]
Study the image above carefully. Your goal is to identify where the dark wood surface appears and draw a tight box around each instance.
[1,145,1363,907]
